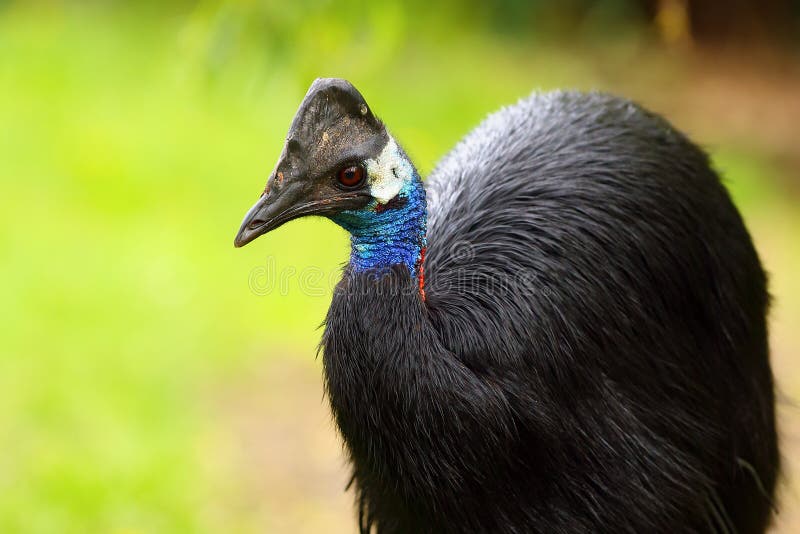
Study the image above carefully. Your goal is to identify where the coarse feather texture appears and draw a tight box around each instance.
[321,91,778,533]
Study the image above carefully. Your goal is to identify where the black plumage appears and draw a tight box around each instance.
[235,79,778,533]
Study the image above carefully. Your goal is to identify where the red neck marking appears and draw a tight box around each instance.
[417,246,427,301]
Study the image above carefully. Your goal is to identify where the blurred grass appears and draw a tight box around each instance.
[0,2,798,533]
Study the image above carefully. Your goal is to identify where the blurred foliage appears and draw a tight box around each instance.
[0,1,798,533]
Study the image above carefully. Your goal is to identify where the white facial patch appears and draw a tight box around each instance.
[365,137,414,204]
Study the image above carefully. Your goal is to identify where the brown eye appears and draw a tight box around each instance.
[337,165,364,188]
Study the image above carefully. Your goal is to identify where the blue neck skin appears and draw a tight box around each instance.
[331,175,427,279]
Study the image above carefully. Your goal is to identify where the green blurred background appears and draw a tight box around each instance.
[1,0,798,532]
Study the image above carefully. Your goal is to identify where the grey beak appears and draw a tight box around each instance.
[234,188,299,248]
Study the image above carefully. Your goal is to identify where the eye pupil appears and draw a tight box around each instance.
[338,165,364,187]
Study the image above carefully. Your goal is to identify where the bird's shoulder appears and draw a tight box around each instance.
[425,90,685,230]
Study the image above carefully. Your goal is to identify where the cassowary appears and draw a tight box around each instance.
[234,79,778,533]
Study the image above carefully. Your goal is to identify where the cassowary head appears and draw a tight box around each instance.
[234,78,421,249]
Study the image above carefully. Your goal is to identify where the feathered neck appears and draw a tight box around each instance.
[331,174,427,287]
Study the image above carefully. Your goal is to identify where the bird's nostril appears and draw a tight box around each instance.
[248,219,266,229]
